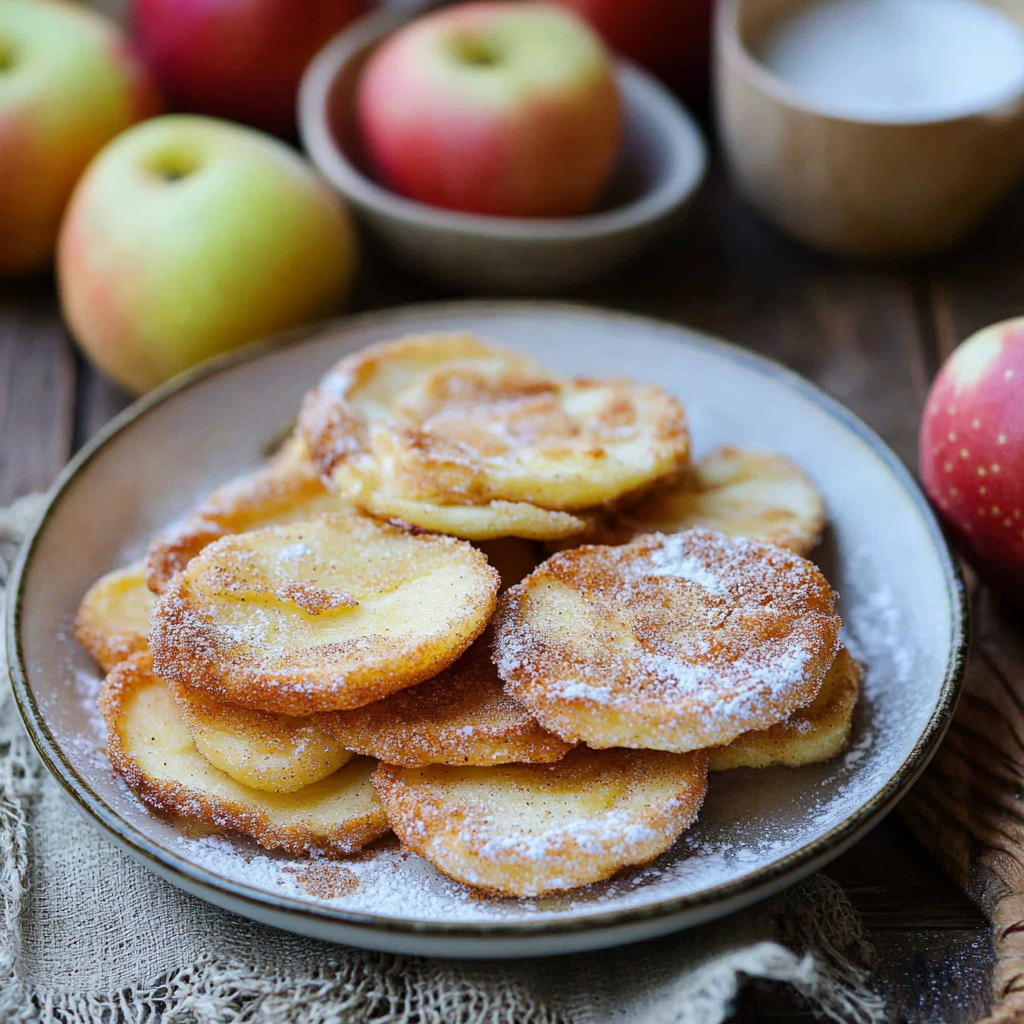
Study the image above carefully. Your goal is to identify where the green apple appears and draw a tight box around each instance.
[0,0,160,275]
[59,115,357,393]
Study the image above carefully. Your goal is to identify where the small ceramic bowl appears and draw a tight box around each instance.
[299,6,707,293]
[716,0,1024,259]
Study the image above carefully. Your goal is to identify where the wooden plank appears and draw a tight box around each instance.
[74,361,131,450]
[0,278,77,503]
[928,185,1024,360]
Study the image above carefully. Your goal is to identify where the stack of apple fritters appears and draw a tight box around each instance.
[77,334,860,897]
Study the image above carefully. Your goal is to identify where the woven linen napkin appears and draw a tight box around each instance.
[0,495,886,1024]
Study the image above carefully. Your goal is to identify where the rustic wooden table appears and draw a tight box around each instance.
[4,156,1019,1021]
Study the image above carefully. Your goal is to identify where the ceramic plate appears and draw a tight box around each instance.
[8,302,966,958]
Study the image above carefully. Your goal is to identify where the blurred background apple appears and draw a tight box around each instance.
[131,0,370,138]
[357,1,622,218]
[920,319,1024,602]
[553,0,714,98]
[0,0,159,276]
[59,115,357,393]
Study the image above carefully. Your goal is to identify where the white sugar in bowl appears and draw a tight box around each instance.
[716,0,1024,258]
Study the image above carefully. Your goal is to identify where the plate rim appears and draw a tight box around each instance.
[6,299,969,946]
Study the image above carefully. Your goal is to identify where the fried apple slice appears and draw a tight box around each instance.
[494,529,841,753]
[75,562,154,673]
[334,459,586,541]
[373,747,707,896]
[100,653,387,855]
[146,433,350,594]
[318,633,573,767]
[299,333,689,535]
[708,648,860,771]
[565,448,826,557]
[169,680,353,793]
[150,514,499,715]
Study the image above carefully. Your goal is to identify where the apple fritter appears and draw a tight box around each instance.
[373,747,708,896]
[100,653,387,856]
[494,529,841,753]
[74,562,154,673]
[556,447,826,557]
[170,679,353,793]
[334,459,586,541]
[318,633,574,767]
[708,648,861,771]
[299,333,689,537]
[146,433,350,594]
[150,513,499,715]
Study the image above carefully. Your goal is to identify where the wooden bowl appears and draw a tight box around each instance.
[299,6,707,293]
[715,0,1024,259]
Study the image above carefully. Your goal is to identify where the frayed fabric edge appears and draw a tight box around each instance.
[0,951,567,1024]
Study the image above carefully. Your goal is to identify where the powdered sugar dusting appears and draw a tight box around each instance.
[646,533,729,596]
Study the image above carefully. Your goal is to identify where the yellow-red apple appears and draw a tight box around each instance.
[59,115,357,394]
[0,0,160,276]
[920,319,1024,599]
[130,0,369,138]
[357,1,622,218]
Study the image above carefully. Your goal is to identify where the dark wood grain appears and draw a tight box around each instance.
[0,277,76,504]
[927,188,1024,360]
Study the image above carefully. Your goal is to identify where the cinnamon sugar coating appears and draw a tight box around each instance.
[317,633,574,767]
[708,647,860,771]
[146,433,350,594]
[494,529,841,753]
[553,447,826,557]
[100,653,387,856]
[299,333,689,539]
[373,747,708,897]
[74,562,154,673]
[150,514,499,715]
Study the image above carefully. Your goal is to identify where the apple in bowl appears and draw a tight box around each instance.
[356,1,622,218]
[0,0,160,276]
[920,319,1024,600]
[58,115,357,394]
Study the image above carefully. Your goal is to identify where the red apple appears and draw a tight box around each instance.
[0,0,160,276]
[130,0,370,138]
[920,319,1024,598]
[357,1,622,218]
[552,0,713,96]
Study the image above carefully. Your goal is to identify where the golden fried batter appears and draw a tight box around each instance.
[150,514,499,715]
[75,562,154,673]
[170,679,353,793]
[333,459,586,541]
[494,529,841,753]
[146,433,349,594]
[708,648,860,771]
[300,333,689,538]
[373,747,707,896]
[564,448,825,556]
[318,633,574,767]
[100,653,387,855]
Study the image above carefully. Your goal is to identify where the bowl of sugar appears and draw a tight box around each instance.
[716,0,1024,258]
